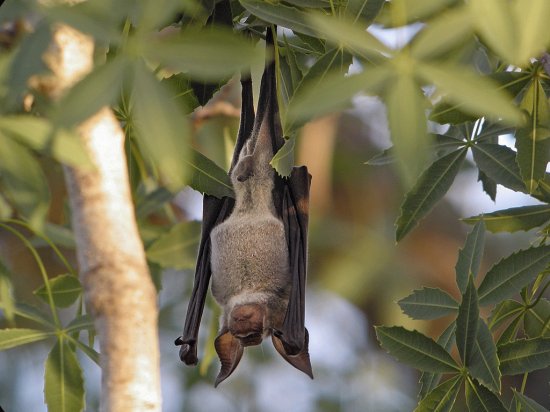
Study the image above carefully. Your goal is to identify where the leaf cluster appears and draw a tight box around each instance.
[378,221,550,411]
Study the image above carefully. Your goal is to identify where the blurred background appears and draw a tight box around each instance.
[0,80,544,411]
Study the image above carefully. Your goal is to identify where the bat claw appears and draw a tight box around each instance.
[176,338,199,365]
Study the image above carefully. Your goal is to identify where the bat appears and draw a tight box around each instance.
[175,26,312,386]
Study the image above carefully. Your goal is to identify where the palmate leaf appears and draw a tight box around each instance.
[144,26,261,82]
[187,148,234,199]
[398,287,458,320]
[455,220,485,294]
[0,136,50,232]
[285,47,352,133]
[33,274,82,308]
[516,77,550,193]
[524,298,550,338]
[53,55,129,128]
[307,13,390,59]
[472,143,526,193]
[419,322,456,399]
[512,390,550,412]
[376,326,460,373]
[396,148,467,242]
[0,328,53,350]
[145,222,201,270]
[0,116,91,168]
[415,62,523,125]
[477,244,550,306]
[240,0,315,36]
[468,320,501,393]
[465,378,507,412]
[456,276,479,366]
[463,205,550,233]
[345,0,386,24]
[414,375,462,412]
[44,340,85,412]
[287,67,390,125]
[410,6,473,60]
[271,136,296,177]
[498,337,550,375]
[386,72,430,187]
[496,314,523,346]
[488,299,524,331]
[132,63,190,193]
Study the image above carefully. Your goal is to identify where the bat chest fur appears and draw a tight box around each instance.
[210,214,290,307]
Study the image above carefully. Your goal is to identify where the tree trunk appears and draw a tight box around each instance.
[42,24,161,411]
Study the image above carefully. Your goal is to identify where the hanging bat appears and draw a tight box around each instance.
[175,26,312,386]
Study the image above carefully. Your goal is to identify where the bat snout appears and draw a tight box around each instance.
[229,304,265,345]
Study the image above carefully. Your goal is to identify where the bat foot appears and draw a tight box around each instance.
[175,337,199,365]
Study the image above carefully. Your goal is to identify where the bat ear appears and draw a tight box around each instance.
[272,328,313,379]
[214,329,244,387]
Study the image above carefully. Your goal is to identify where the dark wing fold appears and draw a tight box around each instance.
[176,74,256,364]
[273,166,312,378]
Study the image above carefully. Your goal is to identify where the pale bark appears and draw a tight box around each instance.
[41,25,161,411]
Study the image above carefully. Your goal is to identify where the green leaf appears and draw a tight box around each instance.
[414,375,462,412]
[516,78,550,193]
[472,143,526,193]
[386,73,430,186]
[271,136,296,177]
[419,323,456,399]
[468,320,501,393]
[512,390,550,412]
[187,148,234,198]
[525,298,550,338]
[71,339,100,366]
[42,0,122,44]
[144,26,261,82]
[465,378,507,412]
[514,0,550,65]
[496,314,522,346]
[0,328,53,350]
[65,315,94,334]
[286,67,390,127]
[456,276,479,365]
[240,0,316,36]
[468,0,516,65]
[132,63,190,192]
[395,148,467,241]
[455,220,485,294]
[376,326,460,373]
[415,62,524,125]
[498,337,550,375]
[285,46,352,132]
[44,340,85,412]
[146,222,201,269]
[0,136,50,232]
[477,245,550,306]
[488,300,524,331]
[13,302,55,329]
[0,116,92,168]
[136,187,173,219]
[411,6,473,60]
[33,274,82,308]
[398,287,458,320]
[345,0,386,24]
[0,259,15,325]
[477,170,497,201]
[463,205,550,233]
[54,56,129,128]
[307,13,390,58]
[8,23,51,104]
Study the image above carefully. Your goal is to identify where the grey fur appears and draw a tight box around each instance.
[210,117,290,332]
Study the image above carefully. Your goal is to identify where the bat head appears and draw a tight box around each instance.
[214,298,312,386]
